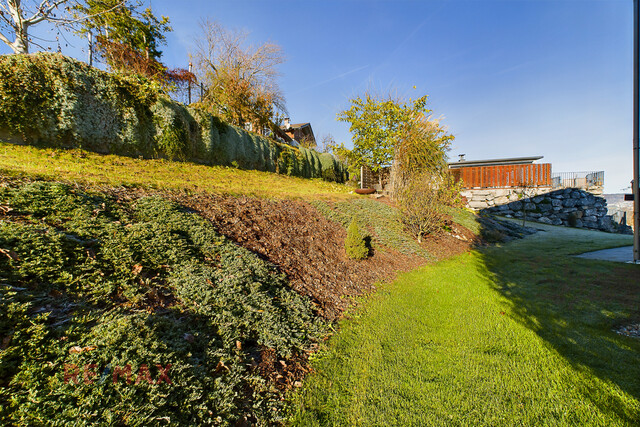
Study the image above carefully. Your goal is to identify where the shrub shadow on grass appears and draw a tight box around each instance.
[475,223,640,423]
[364,235,374,257]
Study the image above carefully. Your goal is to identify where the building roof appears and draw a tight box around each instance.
[289,122,311,129]
[448,156,544,169]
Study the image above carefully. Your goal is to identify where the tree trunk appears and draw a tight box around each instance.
[9,23,29,54]
[8,1,29,54]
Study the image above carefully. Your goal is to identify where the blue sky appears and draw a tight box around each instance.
[2,0,635,193]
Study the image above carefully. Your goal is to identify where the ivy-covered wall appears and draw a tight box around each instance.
[0,53,347,182]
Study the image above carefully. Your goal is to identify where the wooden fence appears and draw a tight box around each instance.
[451,163,552,189]
[360,165,375,189]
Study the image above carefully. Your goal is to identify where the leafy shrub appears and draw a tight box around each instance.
[319,153,347,183]
[311,199,430,258]
[0,53,160,155]
[152,98,203,161]
[344,220,369,260]
[0,181,326,425]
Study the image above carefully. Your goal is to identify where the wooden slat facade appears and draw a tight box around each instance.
[452,163,552,189]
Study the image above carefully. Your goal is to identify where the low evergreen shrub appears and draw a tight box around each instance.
[345,220,369,260]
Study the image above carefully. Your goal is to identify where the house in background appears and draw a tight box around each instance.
[282,118,316,148]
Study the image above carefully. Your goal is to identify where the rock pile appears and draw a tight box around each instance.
[614,324,640,339]
[483,188,632,234]
[462,187,551,210]
[476,216,538,243]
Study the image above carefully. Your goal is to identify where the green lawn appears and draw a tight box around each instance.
[0,142,355,200]
[290,225,639,426]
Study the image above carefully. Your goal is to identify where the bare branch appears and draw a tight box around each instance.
[27,0,69,25]
[0,29,11,45]
[0,12,16,29]
[0,3,11,15]
[30,0,126,26]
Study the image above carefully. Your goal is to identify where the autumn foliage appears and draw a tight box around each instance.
[95,36,195,91]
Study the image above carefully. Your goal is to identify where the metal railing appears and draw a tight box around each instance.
[551,171,604,189]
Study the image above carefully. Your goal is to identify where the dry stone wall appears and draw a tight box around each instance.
[480,188,632,234]
[461,187,553,210]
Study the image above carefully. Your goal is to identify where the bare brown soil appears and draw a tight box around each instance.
[176,193,475,320]
[1,175,475,320]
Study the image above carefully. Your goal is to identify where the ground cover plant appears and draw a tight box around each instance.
[0,180,327,425]
[0,145,480,424]
[290,225,639,425]
[0,142,353,200]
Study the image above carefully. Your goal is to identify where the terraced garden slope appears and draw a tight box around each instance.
[0,143,479,424]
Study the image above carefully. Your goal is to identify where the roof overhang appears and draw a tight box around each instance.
[448,156,544,169]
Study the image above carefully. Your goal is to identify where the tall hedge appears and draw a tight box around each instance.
[0,53,347,182]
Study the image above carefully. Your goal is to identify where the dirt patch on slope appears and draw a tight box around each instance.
[1,175,475,320]
[176,193,474,320]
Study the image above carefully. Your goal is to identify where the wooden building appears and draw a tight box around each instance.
[282,118,316,148]
[449,155,552,189]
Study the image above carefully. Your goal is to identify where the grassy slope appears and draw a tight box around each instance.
[0,142,354,200]
[0,144,473,424]
[290,226,639,426]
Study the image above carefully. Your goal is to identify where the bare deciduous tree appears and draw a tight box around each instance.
[397,171,454,242]
[192,18,287,130]
[0,0,124,54]
[320,133,335,153]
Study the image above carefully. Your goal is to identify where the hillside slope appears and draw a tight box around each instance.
[0,180,327,425]
[0,167,477,425]
[0,142,352,200]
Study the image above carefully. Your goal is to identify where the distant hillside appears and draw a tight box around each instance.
[603,194,630,205]
[603,194,634,228]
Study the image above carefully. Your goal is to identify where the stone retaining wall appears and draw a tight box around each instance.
[481,188,632,234]
[461,187,553,210]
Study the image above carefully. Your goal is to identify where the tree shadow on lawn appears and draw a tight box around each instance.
[476,239,640,423]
